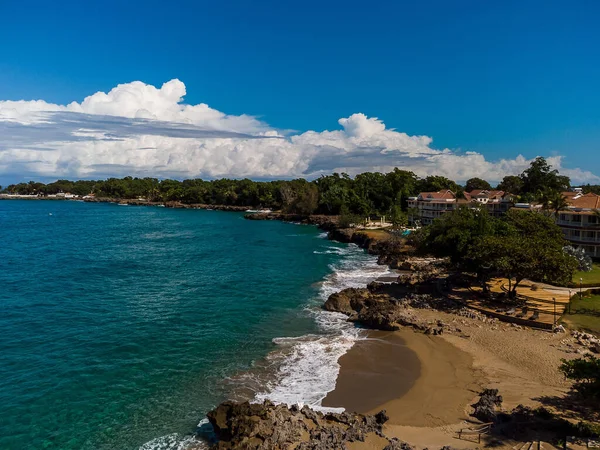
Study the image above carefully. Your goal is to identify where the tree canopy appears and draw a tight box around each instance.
[413,207,577,295]
[520,156,571,195]
[496,175,524,195]
[465,177,492,192]
[560,355,600,399]
[2,157,575,218]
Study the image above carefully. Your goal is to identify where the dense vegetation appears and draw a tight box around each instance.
[1,157,589,218]
[411,207,578,294]
[560,356,600,399]
[0,171,462,216]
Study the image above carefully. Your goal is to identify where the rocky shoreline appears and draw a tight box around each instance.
[198,213,600,449]
[205,401,411,450]
[196,216,469,449]
[82,197,254,211]
[14,200,592,448]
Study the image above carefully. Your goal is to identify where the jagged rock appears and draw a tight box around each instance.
[328,228,355,243]
[357,303,403,331]
[471,389,503,423]
[397,266,441,286]
[384,438,415,450]
[206,401,395,449]
[424,327,444,335]
[324,288,449,332]
[323,289,359,315]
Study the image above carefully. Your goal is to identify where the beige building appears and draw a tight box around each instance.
[407,190,457,225]
[557,191,600,258]
[408,187,600,258]
[408,189,515,225]
[463,190,516,217]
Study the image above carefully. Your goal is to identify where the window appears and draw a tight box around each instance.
[572,230,580,238]
[587,231,595,239]
[572,215,582,223]
[588,215,598,224]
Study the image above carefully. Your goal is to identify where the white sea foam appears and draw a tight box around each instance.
[138,433,207,450]
[140,241,395,449]
[253,243,394,412]
[313,246,354,255]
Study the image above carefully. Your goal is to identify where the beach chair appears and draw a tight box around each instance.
[457,423,493,443]
[506,308,516,315]
[529,310,540,321]
[516,306,528,318]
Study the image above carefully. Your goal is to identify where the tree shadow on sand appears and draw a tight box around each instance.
[533,392,600,423]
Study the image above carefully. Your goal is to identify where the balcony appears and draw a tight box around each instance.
[565,235,600,244]
[557,219,600,228]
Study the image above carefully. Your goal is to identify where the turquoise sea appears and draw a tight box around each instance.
[0,200,392,450]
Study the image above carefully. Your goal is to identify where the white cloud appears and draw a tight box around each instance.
[0,79,598,184]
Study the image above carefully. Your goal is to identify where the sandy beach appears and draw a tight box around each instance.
[322,308,576,449]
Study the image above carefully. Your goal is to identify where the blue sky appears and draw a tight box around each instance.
[0,0,599,185]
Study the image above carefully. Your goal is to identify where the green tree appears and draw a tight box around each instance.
[581,184,600,195]
[389,204,408,227]
[407,206,420,226]
[415,207,577,295]
[539,190,570,217]
[465,177,492,192]
[386,168,419,210]
[417,175,461,194]
[560,356,600,398]
[316,174,351,214]
[497,209,576,296]
[520,157,570,195]
[497,175,524,195]
[338,204,362,228]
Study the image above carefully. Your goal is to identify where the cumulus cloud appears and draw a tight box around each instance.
[0,79,598,184]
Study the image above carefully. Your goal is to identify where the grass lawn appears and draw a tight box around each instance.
[561,293,600,335]
[569,293,600,313]
[358,229,392,240]
[573,263,600,286]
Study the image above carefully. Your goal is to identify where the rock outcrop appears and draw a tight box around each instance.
[206,401,411,450]
[471,389,503,423]
[245,213,339,231]
[572,331,600,354]
[323,286,453,332]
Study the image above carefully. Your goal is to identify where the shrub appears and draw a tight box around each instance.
[559,355,600,398]
[564,245,593,272]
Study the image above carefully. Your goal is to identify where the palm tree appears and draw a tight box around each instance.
[407,206,420,226]
[539,190,569,217]
[550,191,570,217]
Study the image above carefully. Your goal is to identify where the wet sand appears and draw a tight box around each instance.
[321,305,578,449]
[323,329,484,428]
[322,331,421,412]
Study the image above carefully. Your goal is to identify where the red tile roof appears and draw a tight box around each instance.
[466,189,506,199]
[418,190,456,200]
[568,193,600,209]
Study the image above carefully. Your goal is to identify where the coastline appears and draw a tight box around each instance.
[323,329,483,428]
[80,203,581,448]
[319,304,576,449]
[5,199,590,448]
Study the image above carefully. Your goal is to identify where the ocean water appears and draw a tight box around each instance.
[0,200,393,450]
